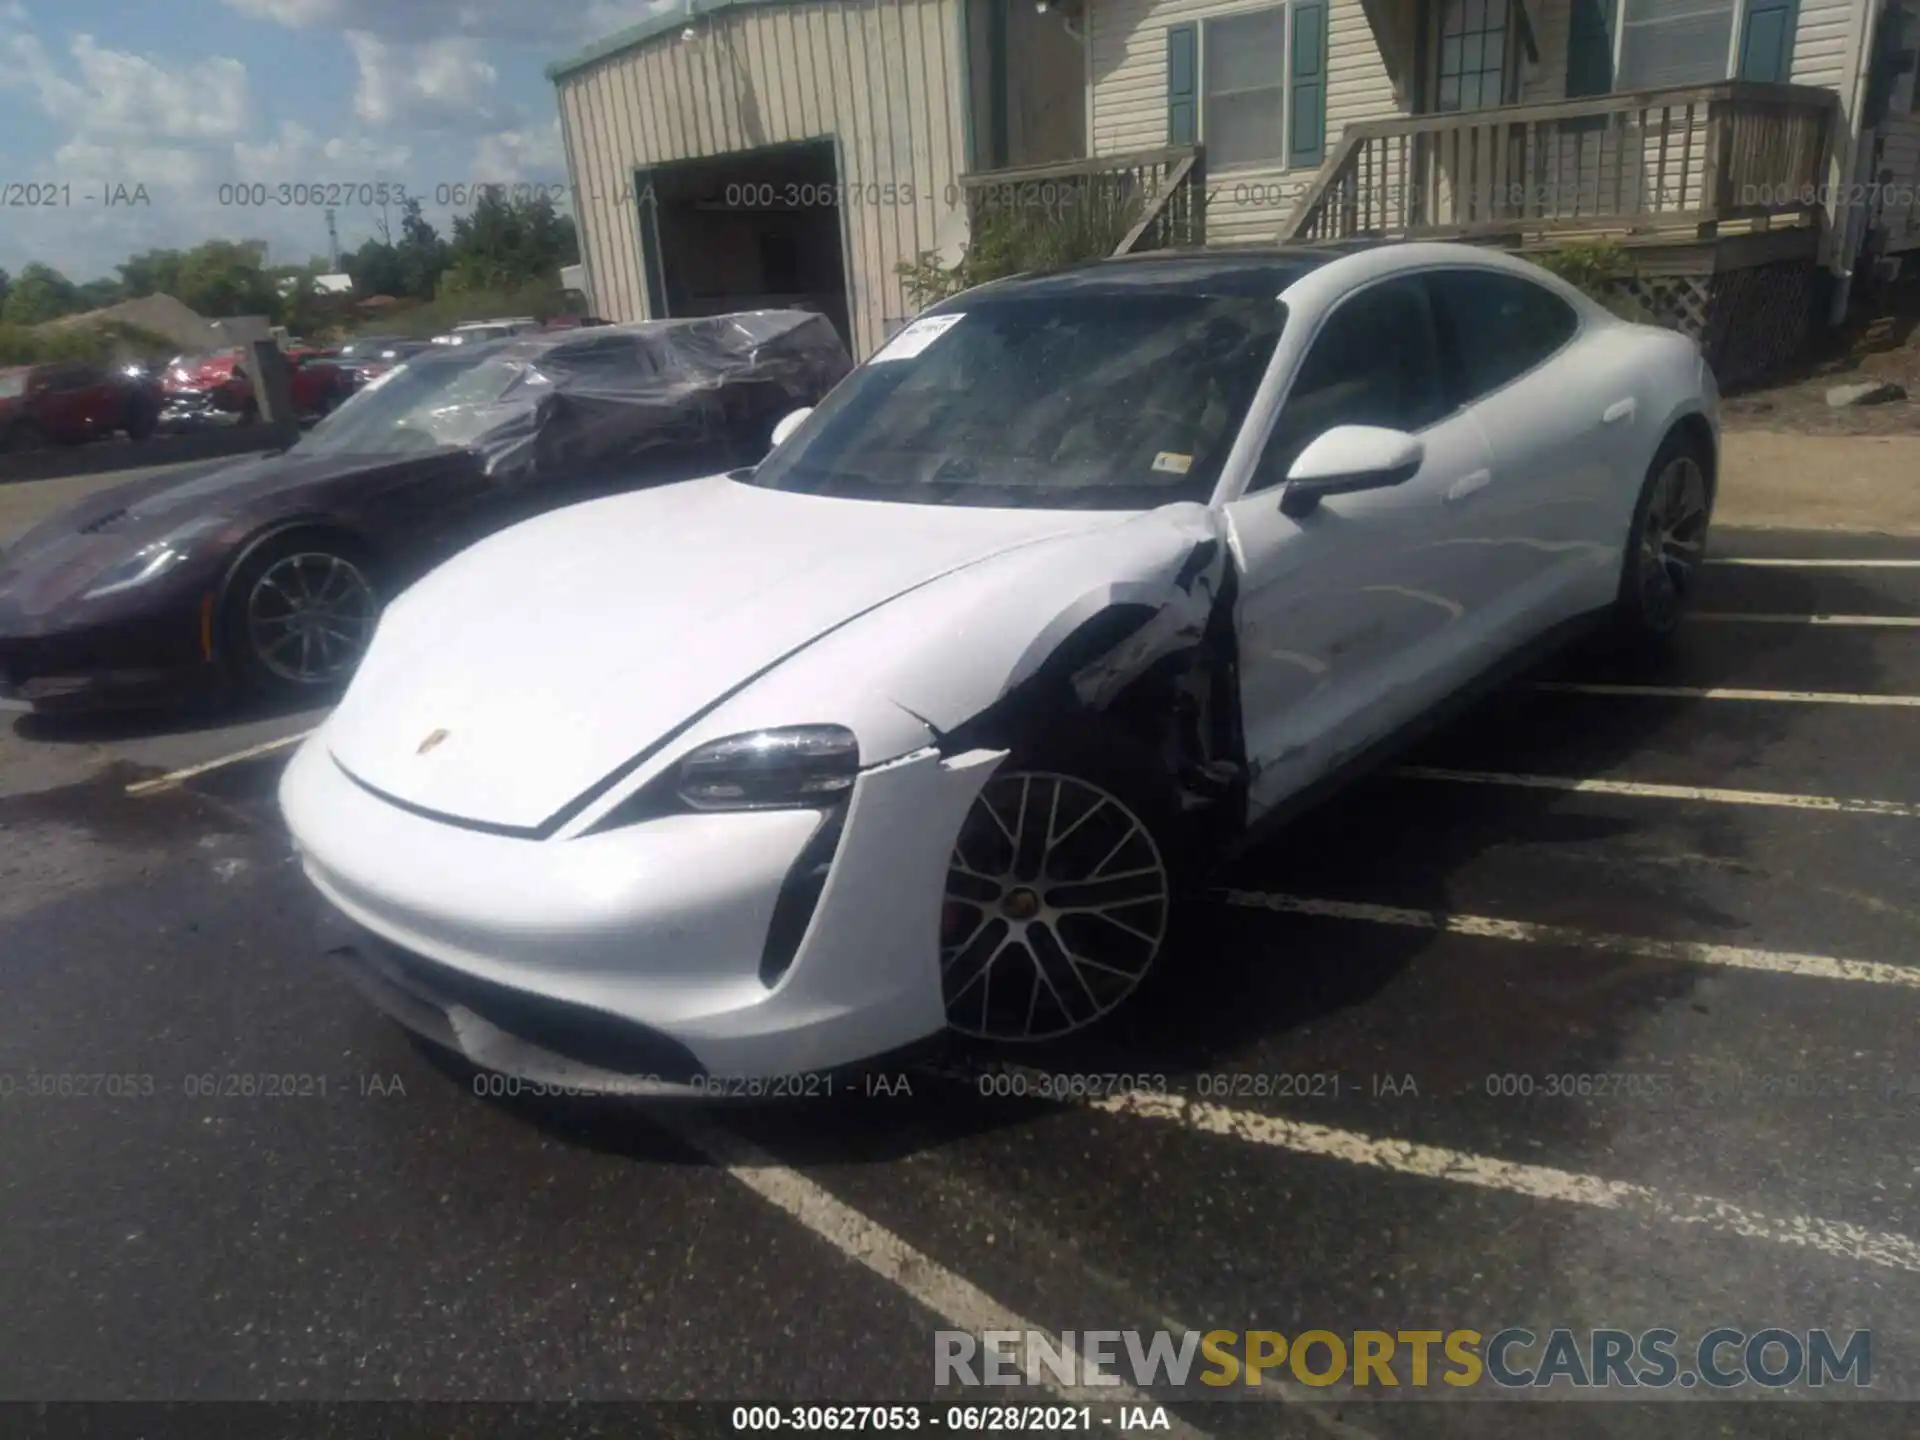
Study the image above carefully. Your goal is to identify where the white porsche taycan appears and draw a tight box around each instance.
[279,241,1718,1093]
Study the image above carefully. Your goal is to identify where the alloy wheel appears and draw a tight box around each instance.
[246,552,378,686]
[941,770,1170,1042]
[1637,454,1710,632]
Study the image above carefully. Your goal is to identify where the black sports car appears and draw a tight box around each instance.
[0,311,852,714]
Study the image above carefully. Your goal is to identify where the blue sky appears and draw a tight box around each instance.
[0,0,669,283]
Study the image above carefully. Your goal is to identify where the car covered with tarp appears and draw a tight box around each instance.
[0,310,854,713]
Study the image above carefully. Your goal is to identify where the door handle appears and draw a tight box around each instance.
[1602,398,1636,425]
[1445,468,1491,503]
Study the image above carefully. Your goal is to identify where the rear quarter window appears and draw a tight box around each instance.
[1426,268,1581,403]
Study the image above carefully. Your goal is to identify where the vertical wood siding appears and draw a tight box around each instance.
[557,0,965,359]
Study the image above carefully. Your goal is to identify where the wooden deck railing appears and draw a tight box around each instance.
[1283,81,1840,243]
[960,145,1207,257]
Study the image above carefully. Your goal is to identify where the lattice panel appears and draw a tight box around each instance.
[1702,260,1815,390]
[1593,259,1814,389]
[1605,274,1711,337]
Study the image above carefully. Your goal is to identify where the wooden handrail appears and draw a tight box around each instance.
[1282,80,1840,244]
[958,145,1208,258]
[1114,153,1200,256]
[960,146,1200,189]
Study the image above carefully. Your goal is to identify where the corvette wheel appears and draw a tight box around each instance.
[1616,433,1712,643]
[941,765,1173,1043]
[228,536,379,699]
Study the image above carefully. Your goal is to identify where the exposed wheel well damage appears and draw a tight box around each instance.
[935,536,1247,845]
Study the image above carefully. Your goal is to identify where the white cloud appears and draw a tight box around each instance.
[346,31,512,130]
[0,28,251,140]
[222,0,668,43]
[471,118,564,184]
[51,137,217,191]
[232,119,414,178]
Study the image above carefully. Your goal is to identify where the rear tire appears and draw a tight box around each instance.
[939,722,1192,1048]
[1612,429,1713,648]
[223,532,381,703]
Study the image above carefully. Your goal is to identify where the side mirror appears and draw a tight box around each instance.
[1279,424,1424,518]
[769,407,813,450]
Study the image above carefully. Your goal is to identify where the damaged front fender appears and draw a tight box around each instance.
[853,506,1243,820]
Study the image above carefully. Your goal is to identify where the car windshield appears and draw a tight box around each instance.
[745,290,1285,509]
[288,348,550,458]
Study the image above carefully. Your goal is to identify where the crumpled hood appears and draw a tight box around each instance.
[323,474,1128,831]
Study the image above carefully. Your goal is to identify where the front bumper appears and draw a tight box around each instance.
[279,732,1007,1093]
[0,596,216,713]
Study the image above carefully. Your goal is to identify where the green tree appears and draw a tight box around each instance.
[117,248,188,299]
[117,241,279,317]
[1,262,81,324]
[74,277,125,311]
[443,190,578,294]
[172,240,280,318]
[344,236,406,298]
[396,198,450,299]
[0,268,11,314]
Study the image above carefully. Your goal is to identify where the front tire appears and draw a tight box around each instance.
[224,532,381,703]
[1613,431,1713,646]
[939,725,1186,1045]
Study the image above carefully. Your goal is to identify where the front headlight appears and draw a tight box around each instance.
[80,541,192,600]
[676,725,859,811]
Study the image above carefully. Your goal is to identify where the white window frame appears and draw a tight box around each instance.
[1609,0,1760,91]
[1196,2,1294,172]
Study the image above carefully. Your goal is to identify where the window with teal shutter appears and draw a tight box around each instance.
[1167,24,1198,146]
[1739,0,1799,82]
[1564,0,1615,96]
[1289,1,1329,169]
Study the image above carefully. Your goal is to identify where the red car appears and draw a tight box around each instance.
[0,361,163,451]
[160,348,349,425]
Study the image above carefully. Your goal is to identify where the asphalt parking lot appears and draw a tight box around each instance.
[3,524,1919,1438]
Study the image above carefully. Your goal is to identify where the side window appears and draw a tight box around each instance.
[1253,276,1448,489]
[1427,268,1579,403]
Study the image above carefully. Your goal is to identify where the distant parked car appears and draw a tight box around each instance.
[432,318,541,347]
[335,338,433,393]
[0,361,163,451]
[160,348,350,428]
[0,311,854,714]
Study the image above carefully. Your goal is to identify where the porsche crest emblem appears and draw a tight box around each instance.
[416,728,451,756]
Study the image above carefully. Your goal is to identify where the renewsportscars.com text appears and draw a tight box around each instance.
[935,1327,1872,1391]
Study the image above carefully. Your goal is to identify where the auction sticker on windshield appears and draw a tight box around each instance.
[872,314,964,363]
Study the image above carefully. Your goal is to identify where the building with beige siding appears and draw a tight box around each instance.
[551,0,1920,366]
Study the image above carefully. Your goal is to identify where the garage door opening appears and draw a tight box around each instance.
[640,140,853,353]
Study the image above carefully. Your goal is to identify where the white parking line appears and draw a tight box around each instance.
[1690,612,1920,627]
[124,729,316,796]
[1217,890,1920,988]
[1392,765,1920,819]
[1081,1089,1920,1274]
[1524,681,1920,707]
[1707,557,1920,568]
[658,1111,1213,1430]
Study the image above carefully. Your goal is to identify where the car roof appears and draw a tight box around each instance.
[938,246,1351,305]
[930,239,1568,306]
